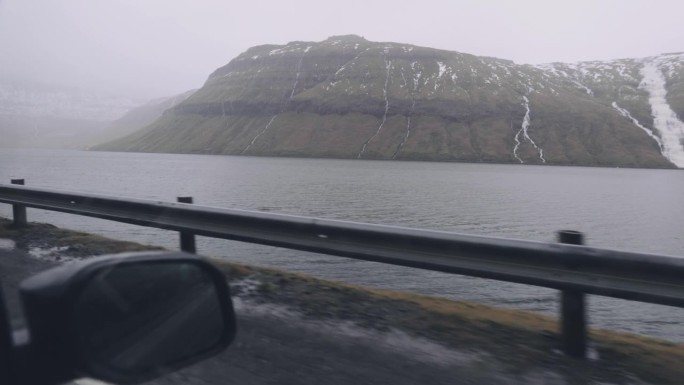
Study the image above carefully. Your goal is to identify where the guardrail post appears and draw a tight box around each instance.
[10,179,27,228]
[177,196,196,253]
[558,230,586,358]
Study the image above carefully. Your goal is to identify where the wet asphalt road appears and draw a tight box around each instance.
[143,301,533,385]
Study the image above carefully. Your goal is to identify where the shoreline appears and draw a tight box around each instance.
[88,148,681,171]
[2,148,677,171]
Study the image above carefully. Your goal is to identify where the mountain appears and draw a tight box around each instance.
[0,80,141,148]
[95,35,684,168]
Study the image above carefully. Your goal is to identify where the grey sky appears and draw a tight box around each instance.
[1,0,682,99]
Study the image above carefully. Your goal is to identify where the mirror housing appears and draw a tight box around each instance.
[17,251,236,385]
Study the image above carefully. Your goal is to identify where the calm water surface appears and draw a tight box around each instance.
[0,149,682,341]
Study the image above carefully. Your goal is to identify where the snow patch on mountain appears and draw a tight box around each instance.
[437,62,447,78]
[649,52,684,78]
[571,80,593,96]
[411,62,422,92]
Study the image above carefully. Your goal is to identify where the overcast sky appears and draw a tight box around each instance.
[1,0,682,99]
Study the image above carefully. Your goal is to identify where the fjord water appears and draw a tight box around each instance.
[1,148,682,341]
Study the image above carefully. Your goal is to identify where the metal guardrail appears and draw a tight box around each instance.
[1,180,683,358]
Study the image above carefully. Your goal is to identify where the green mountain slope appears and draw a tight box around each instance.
[96,36,684,168]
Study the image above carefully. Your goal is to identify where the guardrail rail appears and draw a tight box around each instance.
[1,179,683,358]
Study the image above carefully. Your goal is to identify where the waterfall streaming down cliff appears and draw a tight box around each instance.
[612,102,663,152]
[358,57,392,159]
[512,96,545,163]
[639,59,684,168]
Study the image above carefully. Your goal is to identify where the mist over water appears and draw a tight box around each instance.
[0,148,682,341]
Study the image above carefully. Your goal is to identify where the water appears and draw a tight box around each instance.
[0,148,682,341]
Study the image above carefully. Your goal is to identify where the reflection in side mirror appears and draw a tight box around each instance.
[18,252,236,385]
[74,261,227,381]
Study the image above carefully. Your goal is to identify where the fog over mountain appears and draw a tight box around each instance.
[0,80,192,149]
[0,80,141,148]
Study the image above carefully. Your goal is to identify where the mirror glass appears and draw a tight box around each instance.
[73,261,225,376]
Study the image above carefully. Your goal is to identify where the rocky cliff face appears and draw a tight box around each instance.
[96,35,684,168]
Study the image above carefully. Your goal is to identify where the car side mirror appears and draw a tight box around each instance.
[16,252,236,385]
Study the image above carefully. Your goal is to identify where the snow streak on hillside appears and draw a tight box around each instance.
[639,60,684,167]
